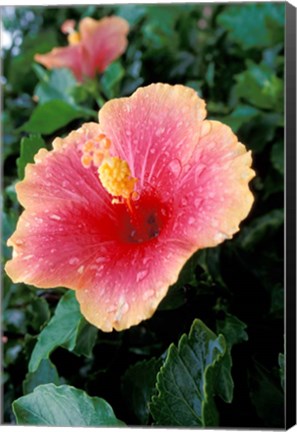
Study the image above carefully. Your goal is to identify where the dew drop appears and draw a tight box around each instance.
[50,214,61,221]
[214,232,229,242]
[150,148,156,154]
[136,270,148,282]
[194,198,201,208]
[142,256,152,265]
[143,289,155,301]
[77,265,84,274]
[188,217,195,225]
[181,197,188,206]
[155,127,165,137]
[69,257,79,265]
[168,159,182,178]
[96,256,107,263]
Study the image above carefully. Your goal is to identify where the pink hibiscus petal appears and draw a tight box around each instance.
[34,45,84,81]
[79,16,129,76]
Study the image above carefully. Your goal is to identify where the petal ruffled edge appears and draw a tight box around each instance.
[171,119,255,249]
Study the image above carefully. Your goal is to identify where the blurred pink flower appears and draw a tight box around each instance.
[35,16,129,81]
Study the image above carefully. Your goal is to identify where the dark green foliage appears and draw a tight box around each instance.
[122,358,162,424]
[2,3,284,428]
[150,319,226,426]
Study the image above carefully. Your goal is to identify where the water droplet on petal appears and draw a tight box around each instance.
[181,197,188,206]
[168,159,182,178]
[142,257,152,265]
[194,198,201,208]
[143,289,155,301]
[214,232,229,242]
[69,257,79,265]
[155,127,165,137]
[77,265,84,274]
[136,270,148,282]
[50,214,61,221]
[188,217,195,225]
[96,257,107,263]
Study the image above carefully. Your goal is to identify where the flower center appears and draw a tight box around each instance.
[81,134,138,203]
[80,134,168,244]
[116,189,169,244]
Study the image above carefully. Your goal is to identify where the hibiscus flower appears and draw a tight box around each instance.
[34,16,129,81]
[5,84,255,332]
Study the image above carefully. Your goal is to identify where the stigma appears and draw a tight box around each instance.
[81,133,138,202]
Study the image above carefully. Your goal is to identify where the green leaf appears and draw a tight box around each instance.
[249,361,284,427]
[217,3,285,50]
[150,319,226,426]
[238,209,284,251]
[8,30,58,92]
[2,210,18,262]
[26,294,51,332]
[116,4,147,26]
[278,353,284,390]
[29,291,97,372]
[213,105,260,133]
[235,61,284,111]
[239,112,281,153]
[17,135,46,180]
[143,5,180,49]
[23,359,60,395]
[71,319,98,358]
[271,141,284,175]
[22,100,88,135]
[215,313,248,402]
[122,358,162,424]
[101,61,125,99]
[12,383,125,426]
[34,68,77,105]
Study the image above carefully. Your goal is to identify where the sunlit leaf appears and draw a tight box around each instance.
[29,291,97,372]
[13,383,125,426]
[17,135,46,180]
[217,3,285,50]
[235,61,284,111]
[22,100,89,135]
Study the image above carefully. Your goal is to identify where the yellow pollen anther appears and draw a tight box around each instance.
[68,31,81,45]
[101,137,111,149]
[81,153,92,168]
[93,150,104,167]
[98,156,137,200]
[83,140,95,153]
